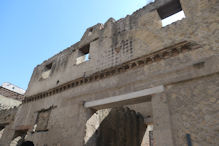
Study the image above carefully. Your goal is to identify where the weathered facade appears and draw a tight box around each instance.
[0,85,24,145]
[0,85,24,110]
[0,0,218,145]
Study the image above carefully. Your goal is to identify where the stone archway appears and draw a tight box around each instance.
[85,107,147,146]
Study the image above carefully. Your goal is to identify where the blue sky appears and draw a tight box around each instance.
[0,0,153,90]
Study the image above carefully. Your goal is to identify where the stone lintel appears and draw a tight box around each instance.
[84,85,164,110]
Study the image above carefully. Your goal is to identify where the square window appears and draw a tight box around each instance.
[161,10,185,27]
[76,44,90,64]
[157,0,185,27]
[41,63,53,79]
[35,109,51,132]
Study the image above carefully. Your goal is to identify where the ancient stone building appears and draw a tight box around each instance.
[0,84,24,145]
[1,83,25,96]
[0,83,24,110]
[0,0,218,145]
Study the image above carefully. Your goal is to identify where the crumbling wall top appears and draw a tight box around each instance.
[24,0,218,96]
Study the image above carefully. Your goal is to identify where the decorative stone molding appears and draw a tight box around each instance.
[23,41,200,103]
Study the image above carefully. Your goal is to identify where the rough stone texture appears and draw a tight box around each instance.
[85,107,146,146]
[0,95,21,110]
[84,109,110,145]
[0,0,218,145]
[0,87,24,102]
[23,0,218,97]
[126,102,153,121]
[0,108,17,127]
[166,74,219,146]
[152,93,174,146]
[0,86,23,110]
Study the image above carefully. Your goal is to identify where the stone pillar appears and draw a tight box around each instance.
[152,93,174,146]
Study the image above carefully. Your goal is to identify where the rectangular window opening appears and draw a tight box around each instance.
[34,108,52,132]
[41,63,53,79]
[157,0,185,27]
[161,10,185,27]
[76,44,90,65]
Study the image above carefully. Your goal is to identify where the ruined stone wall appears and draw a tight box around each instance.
[0,108,17,126]
[0,87,24,101]
[24,0,218,96]
[0,0,218,145]
[85,108,146,146]
[0,95,21,110]
[166,74,219,146]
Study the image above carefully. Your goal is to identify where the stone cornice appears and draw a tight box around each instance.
[23,41,200,104]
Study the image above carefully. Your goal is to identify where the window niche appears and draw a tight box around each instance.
[41,63,53,79]
[157,0,185,27]
[76,44,90,65]
[34,108,52,132]
[88,28,93,36]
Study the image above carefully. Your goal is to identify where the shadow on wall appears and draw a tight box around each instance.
[9,129,34,146]
[20,141,34,146]
[85,107,147,146]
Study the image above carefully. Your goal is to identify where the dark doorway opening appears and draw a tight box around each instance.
[20,141,34,146]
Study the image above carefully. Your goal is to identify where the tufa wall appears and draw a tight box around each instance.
[0,0,218,146]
